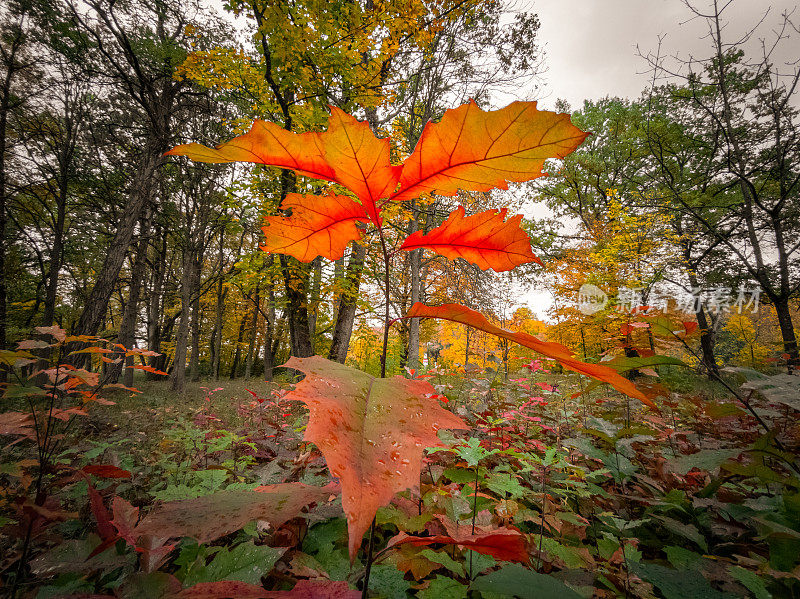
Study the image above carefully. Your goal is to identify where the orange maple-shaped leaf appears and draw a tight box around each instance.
[283,356,468,560]
[166,108,399,226]
[386,527,529,563]
[393,100,588,203]
[398,206,541,271]
[407,303,657,410]
[261,193,369,262]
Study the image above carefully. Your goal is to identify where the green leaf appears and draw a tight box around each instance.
[182,541,285,586]
[654,515,708,551]
[417,575,468,599]
[471,563,583,599]
[667,449,740,475]
[485,472,527,498]
[368,564,412,599]
[729,566,772,599]
[465,549,496,578]
[631,563,737,599]
[376,505,432,533]
[664,546,702,569]
[418,548,465,577]
[540,537,590,569]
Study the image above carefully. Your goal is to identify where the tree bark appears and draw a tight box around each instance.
[244,285,260,379]
[328,242,366,363]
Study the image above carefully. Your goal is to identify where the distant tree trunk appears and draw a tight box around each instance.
[189,254,203,382]
[229,310,247,379]
[0,13,31,369]
[42,175,68,328]
[111,210,150,386]
[774,295,799,371]
[146,228,167,378]
[244,285,260,379]
[407,205,421,369]
[328,242,366,363]
[71,133,165,343]
[262,261,277,381]
[308,256,321,353]
[171,247,194,392]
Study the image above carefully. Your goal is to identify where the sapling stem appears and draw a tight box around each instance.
[362,223,393,598]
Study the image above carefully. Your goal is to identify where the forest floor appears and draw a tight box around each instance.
[2,363,800,598]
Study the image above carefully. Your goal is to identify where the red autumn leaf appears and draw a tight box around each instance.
[84,480,115,541]
[386,527,529,563]
[131,364,169,376]
[111,496,140,546]
[34,325,67,342]
[261,193,369,262]
[134,484,334,545]
[682,321,699,334]
[393,100,587,203]
[174,581,271,598]
[283,356,468,560]
[82,464,132,479]
[264,580,361,598]
[407,303,656,410]
[398,206,541,272]
[166,108,399,227]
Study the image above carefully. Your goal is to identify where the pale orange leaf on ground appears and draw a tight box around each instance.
[261,193,369,262]
[283,356,468,560]
[398,206,541,271]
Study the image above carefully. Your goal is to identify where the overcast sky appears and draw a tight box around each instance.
[529,0,799,111]
[514,0,799,320]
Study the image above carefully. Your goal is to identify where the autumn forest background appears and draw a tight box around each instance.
[1,0,800,597]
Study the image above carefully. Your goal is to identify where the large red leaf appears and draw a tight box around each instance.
[174,581,270,598]
[283,356,468,560]
[166,108,399,226]
[393,100,588,203]
[261,193,369,262]
[386,527,529,563]
[134,484,334,545]
[407,303,656,410]
[264,580,361,598]
[398,206,541,271]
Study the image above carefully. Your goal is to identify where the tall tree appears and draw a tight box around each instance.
[641,0,800,368]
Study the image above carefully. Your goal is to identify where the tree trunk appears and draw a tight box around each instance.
[244,285,261,379]
[42,179,68,327]
[146,227,167,378]
[211,228,226,380]
[229,310,247,379]
[170,248,193,392]
[774,295,799,371]
[328,242,366,363]
[308,256,321,353]
[189,254,203,382]
[71,139,164,342]
[110,210,150,386]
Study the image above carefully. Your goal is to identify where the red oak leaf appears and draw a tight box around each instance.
[166,108,399,227]
[398,206,541,271]
[261,193,369,262]
[283,356,468,560]
[393,100,588,203]
[264,580,361,598]
[386,527,529,563]
[407,303,656,410]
